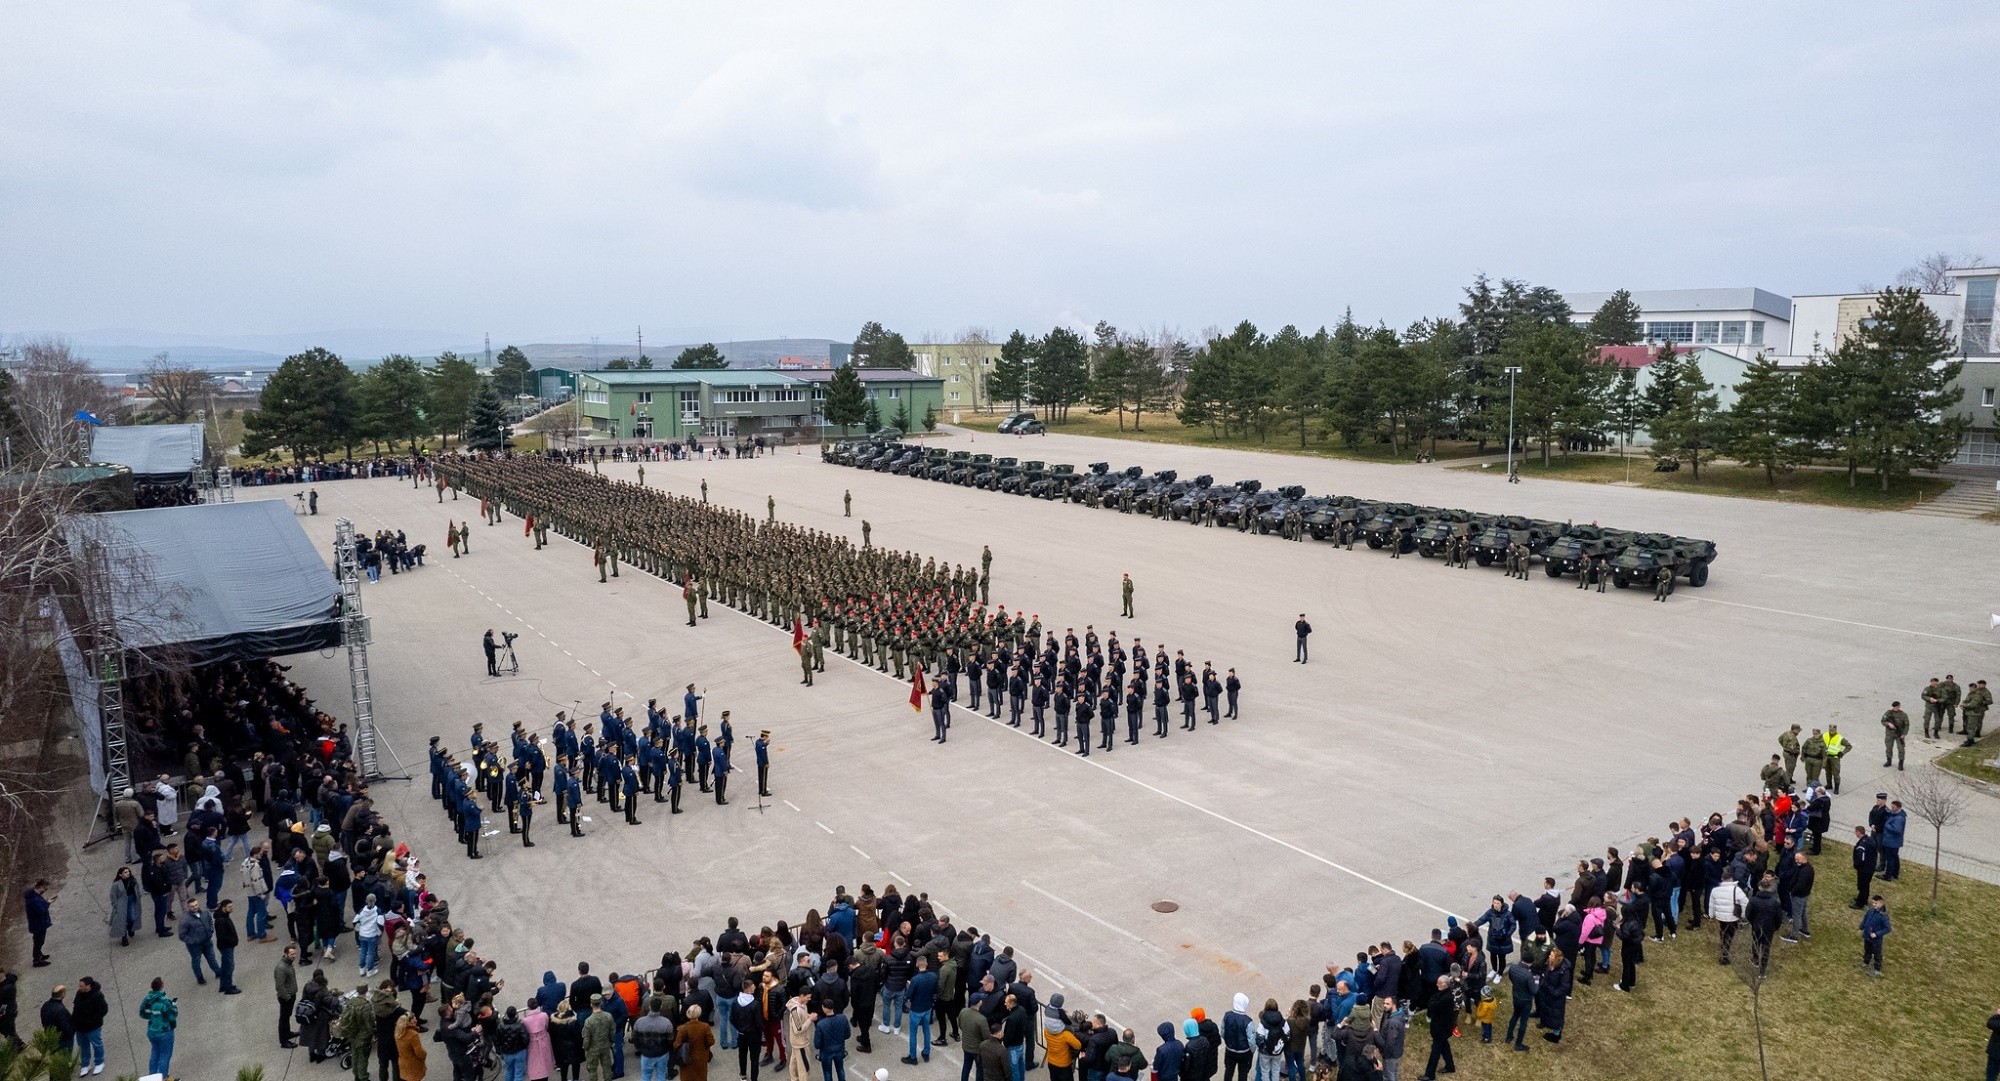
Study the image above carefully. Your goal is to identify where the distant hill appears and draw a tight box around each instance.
[485,338,849,370]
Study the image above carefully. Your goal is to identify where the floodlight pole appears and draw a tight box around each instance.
[1504,366,1522,481]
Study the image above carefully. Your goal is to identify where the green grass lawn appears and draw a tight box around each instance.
[1456,453,1954,510]
[1453,840,1994,1081]
[1936,739,2000,786]
[951,411,1491,463]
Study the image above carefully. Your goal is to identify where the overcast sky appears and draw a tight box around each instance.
[5,1,1997,354]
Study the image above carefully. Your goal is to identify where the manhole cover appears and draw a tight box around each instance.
[1151,900,1179,913]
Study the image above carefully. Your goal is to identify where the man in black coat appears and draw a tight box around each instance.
[1850,827,1876,910]
[1507,891,1540,949]
[1414,932,1449,1008]
[1745,886,1785,975]
[1421,978,1455,1080]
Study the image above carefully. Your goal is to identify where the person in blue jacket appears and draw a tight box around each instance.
[1153,1021,1185,1081]
[1860,895,1891,977]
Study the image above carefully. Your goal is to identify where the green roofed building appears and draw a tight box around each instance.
[574,368,942,442]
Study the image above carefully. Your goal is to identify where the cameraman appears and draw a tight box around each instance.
[483,630,499,677]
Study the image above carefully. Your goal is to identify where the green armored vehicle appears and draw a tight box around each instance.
[1028,463,1077,499]
[1542,524,1633,578]
[1002,460,1043,494]
[1466,515,1565,568]
[1359,503,1431,552]
[1609,533,1717,589]
[1411,509,1482,557]
[976,456,1017,490]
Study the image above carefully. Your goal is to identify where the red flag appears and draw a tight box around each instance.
[791,617,806,654]
[446,519,455,545]
[523,513,534,537]
[630,401,637,415]
[909,668,927,712]
[682,576,692,600]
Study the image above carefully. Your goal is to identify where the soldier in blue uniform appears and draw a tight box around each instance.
[621,759,641,824]
[666,750,684,814]
[648,737,669,801]
[755,731,772,797]
[695,727,713,792]
[461,788,482,859]
[429,737,447,799]
[516,766,535,847]
[579,724,598,792]
[712,743,732,805]
[504,768,523,834]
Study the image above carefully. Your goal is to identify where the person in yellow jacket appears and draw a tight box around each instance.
[1823,726,1848,794]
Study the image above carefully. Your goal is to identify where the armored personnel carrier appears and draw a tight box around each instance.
[1465,515,1565,567]
[1609,533,1717,588]
[1541,524,1632,578]
[1028,463,1077,499]
[1359,503,1431,552]
[1410,509,1482,557]
[1252,486,1310,533]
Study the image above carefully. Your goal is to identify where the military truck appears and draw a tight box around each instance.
[1359,503,1432,552]
[1028,463,1077,499]
[1541,524,1633,578]
[1410,508,1482,557]
[1608,533,1717,589]
[1465,515,1566,567]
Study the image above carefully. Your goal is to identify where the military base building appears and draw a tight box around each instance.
[572,368,944,442]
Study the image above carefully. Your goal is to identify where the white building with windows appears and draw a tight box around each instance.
[1562,287,1791,360]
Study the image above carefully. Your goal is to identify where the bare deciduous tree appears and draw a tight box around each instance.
[1899,769,1973,914]
[144,353,217,424]
[10,338,119,466]
[1891,251,1989,295]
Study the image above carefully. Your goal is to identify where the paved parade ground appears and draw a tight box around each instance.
[41,427,2000,1078]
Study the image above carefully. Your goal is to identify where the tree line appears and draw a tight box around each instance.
[849,278,1968,489]
[241,347,517,461]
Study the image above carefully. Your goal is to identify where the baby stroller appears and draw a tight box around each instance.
[328,1034,355,1071]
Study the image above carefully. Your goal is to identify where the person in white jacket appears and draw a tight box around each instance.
[1708,874,1749,966]
[354,895,386,978]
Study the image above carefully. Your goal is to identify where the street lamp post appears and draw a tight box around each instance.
[1504,365,1522,482]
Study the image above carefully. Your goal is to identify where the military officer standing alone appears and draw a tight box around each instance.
[1120,573,1135,619]
[844,490,852,517]
[1880,702,1909,771]
[1653,564,1674,601]
[768,495,776,522]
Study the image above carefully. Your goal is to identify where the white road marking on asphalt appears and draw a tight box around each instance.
[816,821,835,834]
[1021,880,1143,942]
[851,845,871,860]
[783,800,801,812]
[1693,597,2000,648]
[888,871,912,886]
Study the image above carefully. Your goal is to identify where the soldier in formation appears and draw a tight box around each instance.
[435,458,1236,751]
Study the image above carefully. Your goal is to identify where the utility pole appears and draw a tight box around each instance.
[637,325,643,365]
[484,333,492,368]
[1504,365,1522,482]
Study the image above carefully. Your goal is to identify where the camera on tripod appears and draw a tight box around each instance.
[502,631,518,644]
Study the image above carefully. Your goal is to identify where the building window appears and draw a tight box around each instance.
[1965,278,1996,357]
[949,391,960,402]
[1749,321,1765,346]
[722,389,758,403]
[1984,387,1996,407]
[1694,322,1720,343]
[952,374,962,383]
[769,388,802,402]
[1720,322,1746,345]
[885,387,900,399]
[584,390,609,405]
[679,389,699,421]
[635,391,653,404]
[1646,322,1695,343]
[812,387,826,399]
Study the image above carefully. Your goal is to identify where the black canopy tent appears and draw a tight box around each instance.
[70,500,341,665]
[88,423,204,482]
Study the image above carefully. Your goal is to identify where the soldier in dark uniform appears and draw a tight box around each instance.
[1202,666,1223,724]
[1125,683,1143,744]
[621,759,641,824]
[1029,678,1048,736]
[1224,669,1241,719]
[564,759,584,836]
[516,767,535,847]
[1153,679,1171,737]
[986,663,1004,719]
[1074,694,1093,757]
[1179,673,1199,730]
[1008,669,1028,727]
[1052,683,1072,746]
[929,681,950,744]
[667,751,683,815]
[1098,688,1117,751]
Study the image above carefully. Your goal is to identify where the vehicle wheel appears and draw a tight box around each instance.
[1544,563,1561,578]
[1399,537,1416,554]
[341,1051,354,1071]
[1474,550,1493,567]
[1418,547,1433,558]
[1365,536,1383,550]
[1613,575,1629,589]
[1689,562,1709,587]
